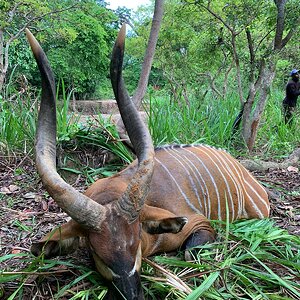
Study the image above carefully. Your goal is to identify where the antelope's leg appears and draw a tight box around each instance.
[182,229,215,261]
[182,229,215,249]
[141,213,215,258]
[180,215,216,261]
[31,220,86,258]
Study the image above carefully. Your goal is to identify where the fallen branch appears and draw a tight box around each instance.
[240,148,300,172]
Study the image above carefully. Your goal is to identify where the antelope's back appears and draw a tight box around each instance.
[147,144,269,221]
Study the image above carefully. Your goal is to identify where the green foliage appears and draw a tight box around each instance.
[8,39,37,83]
[149,218,300,299]
[0,0,55,90]
[258,89,300,157]
[147,88,298,158]
[127,0,299,109]
[0,93,37,153]
[58,117,133,183]
[41,1,116,98]
[94,77,115,99]
[0,0,50,28]
[0,253,107,299]
[127,0,232,98]
[148,91,240,148]
[1,0,117,98]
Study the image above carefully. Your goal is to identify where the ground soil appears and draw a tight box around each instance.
[0,154,299,299]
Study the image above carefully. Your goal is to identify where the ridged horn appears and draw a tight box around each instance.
[110,24,155,222]
[26,29,106,230]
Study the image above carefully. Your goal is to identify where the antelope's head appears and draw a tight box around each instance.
[26,26,186,299]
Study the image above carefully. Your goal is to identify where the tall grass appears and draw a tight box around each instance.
[0,93,37,154]
[1,82,297,160]
[148,92,243,151]
[0,67,37,153]
[0,79,128,160]
[148,90,299,159]
[148,218,300,299]
[258,89,300,158]
[56,79,79,141]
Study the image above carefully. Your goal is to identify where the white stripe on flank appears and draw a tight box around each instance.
[236,162,269,214]
[183,147,221,219]
[164,148,203,209]
[166,147,206,213]
[221,152,266,219]
[201,145,245,220]
[237,162,269,214]
[154,156,201,214]
[194,145,236,221]
[213,149,245,218]
[172,147,210,216]
[214,151,251,217]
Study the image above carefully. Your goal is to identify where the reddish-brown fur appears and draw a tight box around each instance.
[27,25,269,299]
[39,144,269,259]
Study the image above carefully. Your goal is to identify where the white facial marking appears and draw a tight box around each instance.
[128,243,142,277]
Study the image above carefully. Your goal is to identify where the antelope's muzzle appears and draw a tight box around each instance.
[104,270,144,300]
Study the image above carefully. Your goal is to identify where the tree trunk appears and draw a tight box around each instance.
[0,72,5,91]
[132,0,164,108]
[231,34,245,106]
[241,0,293,151]
[242,62,276,151]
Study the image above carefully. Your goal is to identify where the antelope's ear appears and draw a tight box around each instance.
[142,217,188,234]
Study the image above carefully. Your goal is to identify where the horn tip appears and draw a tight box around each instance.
[25,28,42,58]
[25,28,33,43]
[116,24,126,48]
[25,28,34,41]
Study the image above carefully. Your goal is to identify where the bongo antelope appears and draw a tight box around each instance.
[27,25,269,300]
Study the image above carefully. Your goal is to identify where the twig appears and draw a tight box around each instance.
[59,282,93,296]
[143,257,192,295]
[1,269,71,276]
[5,246,31,252]
[0,207,45,216]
